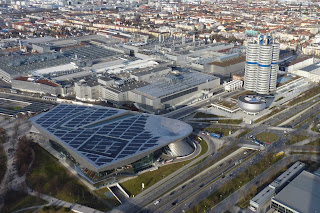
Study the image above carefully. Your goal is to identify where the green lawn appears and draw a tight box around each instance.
[26,144,110,212]
[255,132,279,143]
[204,127,235,136]
[306,138,320,146]
[255,107,285,123]
[311,123,320,132]
[8,106,22,110]
[94,187,120,206]
[0,127,7,144]
[217,119,242,125]
[19,209,39,213]
[286,135,308,145]
[120,140,208,196]
[0,144,6,184]
[1,190,47,213]
[188,153,285,213]
[37,206,75,213]
[275,97,284,102]
[193,112,223,118]
[236,129,252,139]
[287,84,320,106]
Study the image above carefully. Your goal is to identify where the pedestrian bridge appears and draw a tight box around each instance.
[240,144,263,150]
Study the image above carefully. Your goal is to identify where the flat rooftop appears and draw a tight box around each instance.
[0,45,119,76]
[131,66,170,77]
[29,104,192,172]
[300,63,320,72]
[272,170,320,213]
[208,56,246,67]
[105,81,149,93]
[136,72,218,98]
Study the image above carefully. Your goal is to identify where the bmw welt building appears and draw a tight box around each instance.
[29,104,193,183]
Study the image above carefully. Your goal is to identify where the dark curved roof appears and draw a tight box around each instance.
[29,104,192,171]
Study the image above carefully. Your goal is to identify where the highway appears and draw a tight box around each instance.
[263,94,320,127]
[143,149,255,213]
[111,133,218,213]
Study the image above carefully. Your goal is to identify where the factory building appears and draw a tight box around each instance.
[74,80,100,101]
[130,67,171,81]
[129,72,220,112]
[249,161,306,213]
[101,81,149,105]
[205,55,246,79]
[271,170,320,213]
[289,62,320,82]
[12,76,62,96]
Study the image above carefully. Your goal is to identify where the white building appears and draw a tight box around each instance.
[129,72,220,112]
[74,80,100,101]
[223,80,243,91]
[244,35,280,94]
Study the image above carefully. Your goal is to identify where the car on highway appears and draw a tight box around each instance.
[172,200,178,206]
[170,191,175,195]
[154,200,160,205]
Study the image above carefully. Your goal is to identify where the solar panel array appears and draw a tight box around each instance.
[33,104,161,168]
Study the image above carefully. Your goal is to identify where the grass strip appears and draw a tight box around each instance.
[26,144,110,212]
[285,135,308,145]
[255,132,279,143]
[188,153,285,213]
[120,140,208,196]
[193,112,223,118]
[0,144,6,184]
[287,84,320,106]
[255,107,285,123]
[1,190,47,213]
[236,129,252,139]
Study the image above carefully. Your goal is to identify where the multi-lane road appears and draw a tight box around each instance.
[143,149,255,213]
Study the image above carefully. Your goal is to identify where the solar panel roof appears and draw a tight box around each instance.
[29,104,192,171]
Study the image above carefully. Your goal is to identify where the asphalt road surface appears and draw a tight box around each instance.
[144,150,255,213]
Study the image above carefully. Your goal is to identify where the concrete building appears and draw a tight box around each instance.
[271,170,320,213]
[223,80,243,91]
[289,62,320,82]
[129,71,220,112]
[12,76,62,96]
[74,80,100,101]
[101,81,149,105]
[130,67,171,81]
[206,55,246,78]
[287,57,314,73]
[244,34,280,94]
[249,161,306,213]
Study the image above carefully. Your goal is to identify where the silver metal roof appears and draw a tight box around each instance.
[272,170,320,213]
[135,72,217,98]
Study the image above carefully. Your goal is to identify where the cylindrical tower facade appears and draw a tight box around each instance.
[244,43,259,91]
[270,43,280,91]
[244,34,279,94]
[256,45,272,94]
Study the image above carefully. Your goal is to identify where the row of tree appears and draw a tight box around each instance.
[15,136,34,177]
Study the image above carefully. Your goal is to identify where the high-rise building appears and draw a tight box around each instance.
[244,34,280,94]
